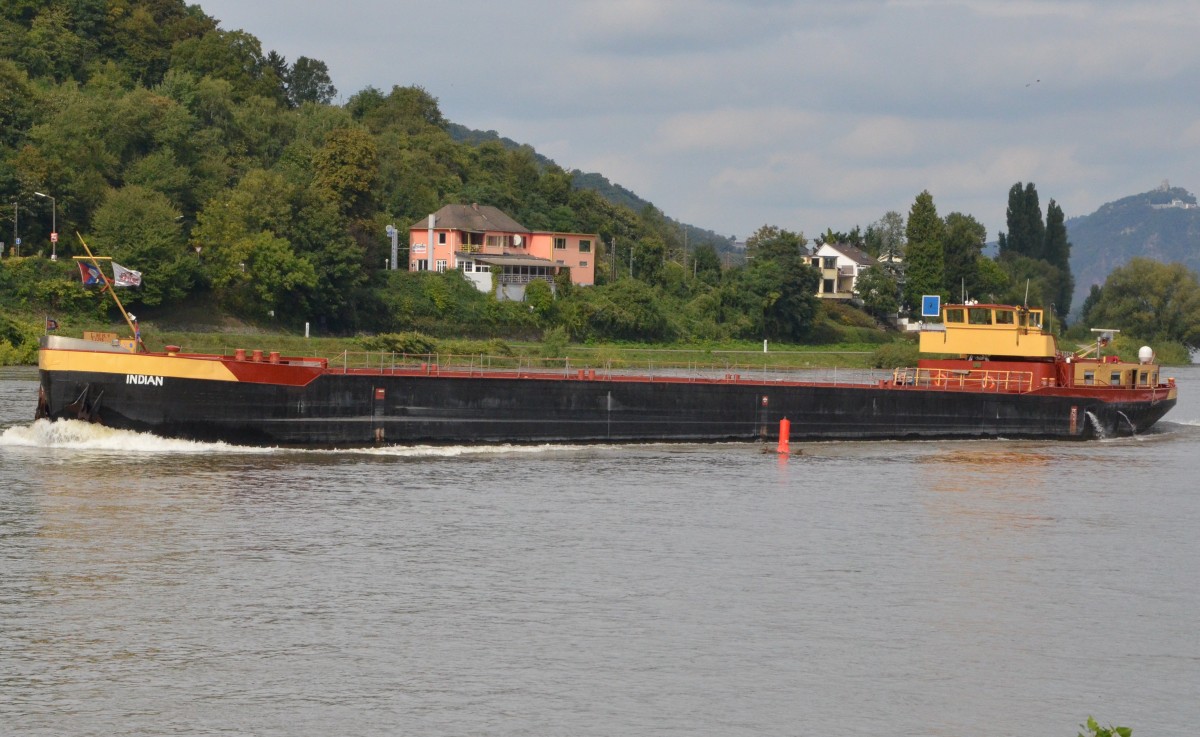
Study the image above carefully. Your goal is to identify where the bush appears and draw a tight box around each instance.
[436,337,513,357]
[358,331,437,354]
[541,326,569,358]
[1078,716,1131,737]
[870,340,919,368]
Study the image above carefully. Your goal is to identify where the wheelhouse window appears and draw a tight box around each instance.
[995,310,1015,324]
[1084,370,1095,385]
[945,308,965,323]
[968,308,992,325]
[1110,371,1122,385]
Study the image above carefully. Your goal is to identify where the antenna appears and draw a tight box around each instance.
[1023,279,1030,307]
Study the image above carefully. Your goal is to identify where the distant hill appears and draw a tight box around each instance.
[1067,184,1200,315]
[447,124,736,253]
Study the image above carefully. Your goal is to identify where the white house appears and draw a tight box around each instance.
[808,243,875,299]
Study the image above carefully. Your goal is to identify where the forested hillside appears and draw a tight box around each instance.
[1067,184,1200,316]
[1,0,819,345]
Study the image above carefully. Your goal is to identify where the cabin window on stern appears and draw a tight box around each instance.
[1110,371,1122,385]
[1084,370,1095,385]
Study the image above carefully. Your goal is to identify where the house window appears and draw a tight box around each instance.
[554,237,567,250]
[438,233,446,244]
[579,240,591,253]
[579,261,588,267]
[822,257,837,269]
[822,279,835,294]
[436,259,447,273]
[476,263,489,272]
[413,259,428,271]
[459,260,472,272]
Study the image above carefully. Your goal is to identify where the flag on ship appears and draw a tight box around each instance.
[112,262,142,287]
[77,262,105,286]
[45,317,58,331]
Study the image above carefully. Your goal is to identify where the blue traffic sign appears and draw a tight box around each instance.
[921,295,941,318]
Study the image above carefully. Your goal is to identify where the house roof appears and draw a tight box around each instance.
[822,242,874,265]
[456,252,561,268]
[412,204,530,233]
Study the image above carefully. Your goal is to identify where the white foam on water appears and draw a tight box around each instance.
[0,419,624,458]
[0,419,272,454]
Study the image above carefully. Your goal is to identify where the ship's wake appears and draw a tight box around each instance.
[0,419,269,454]
[0,419,618,458]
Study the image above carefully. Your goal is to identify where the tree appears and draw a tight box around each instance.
[942,212,986,300]
[524,278,554,321]
[168,29,280,103]
[902,191,945,312]
[691,242,722,286]
[90,185,195,307]
[24,6,87,83]
[999,182,1044,260]
[745,224,807,262]
[311,126,378,218]
[854,264,899,322]
[1081,258,1200,349]
[287,56,336,106]
[866,210,905,263]
[1043,199,1074,315]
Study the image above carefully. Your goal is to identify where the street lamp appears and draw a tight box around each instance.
[34,191,56,260]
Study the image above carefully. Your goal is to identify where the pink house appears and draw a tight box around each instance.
[408,204,596,300]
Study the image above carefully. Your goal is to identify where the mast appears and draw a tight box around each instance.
[73,232,141,352]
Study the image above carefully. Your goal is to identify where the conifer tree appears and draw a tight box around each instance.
[999,182,1044,260]
[902,191,946,312]
[1043,199,1074,315]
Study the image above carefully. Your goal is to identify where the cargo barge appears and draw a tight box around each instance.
[36,303,1177,447]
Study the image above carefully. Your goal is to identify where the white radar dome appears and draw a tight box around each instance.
[1138,346,1154,364]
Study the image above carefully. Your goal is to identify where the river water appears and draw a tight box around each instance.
[2,365,1198,736]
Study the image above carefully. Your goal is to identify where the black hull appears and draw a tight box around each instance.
[38,368,1177,447]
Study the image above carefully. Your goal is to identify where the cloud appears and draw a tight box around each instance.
[197,0,1200,240]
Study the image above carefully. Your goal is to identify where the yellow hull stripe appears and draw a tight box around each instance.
[39,349,240,382]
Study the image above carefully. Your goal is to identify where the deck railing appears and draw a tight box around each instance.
[323,350,896,385]
[891,367,1036,392]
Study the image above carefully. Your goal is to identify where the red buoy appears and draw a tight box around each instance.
[777,417,790,455]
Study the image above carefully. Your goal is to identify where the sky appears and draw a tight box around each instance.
[195,0,1200,243]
